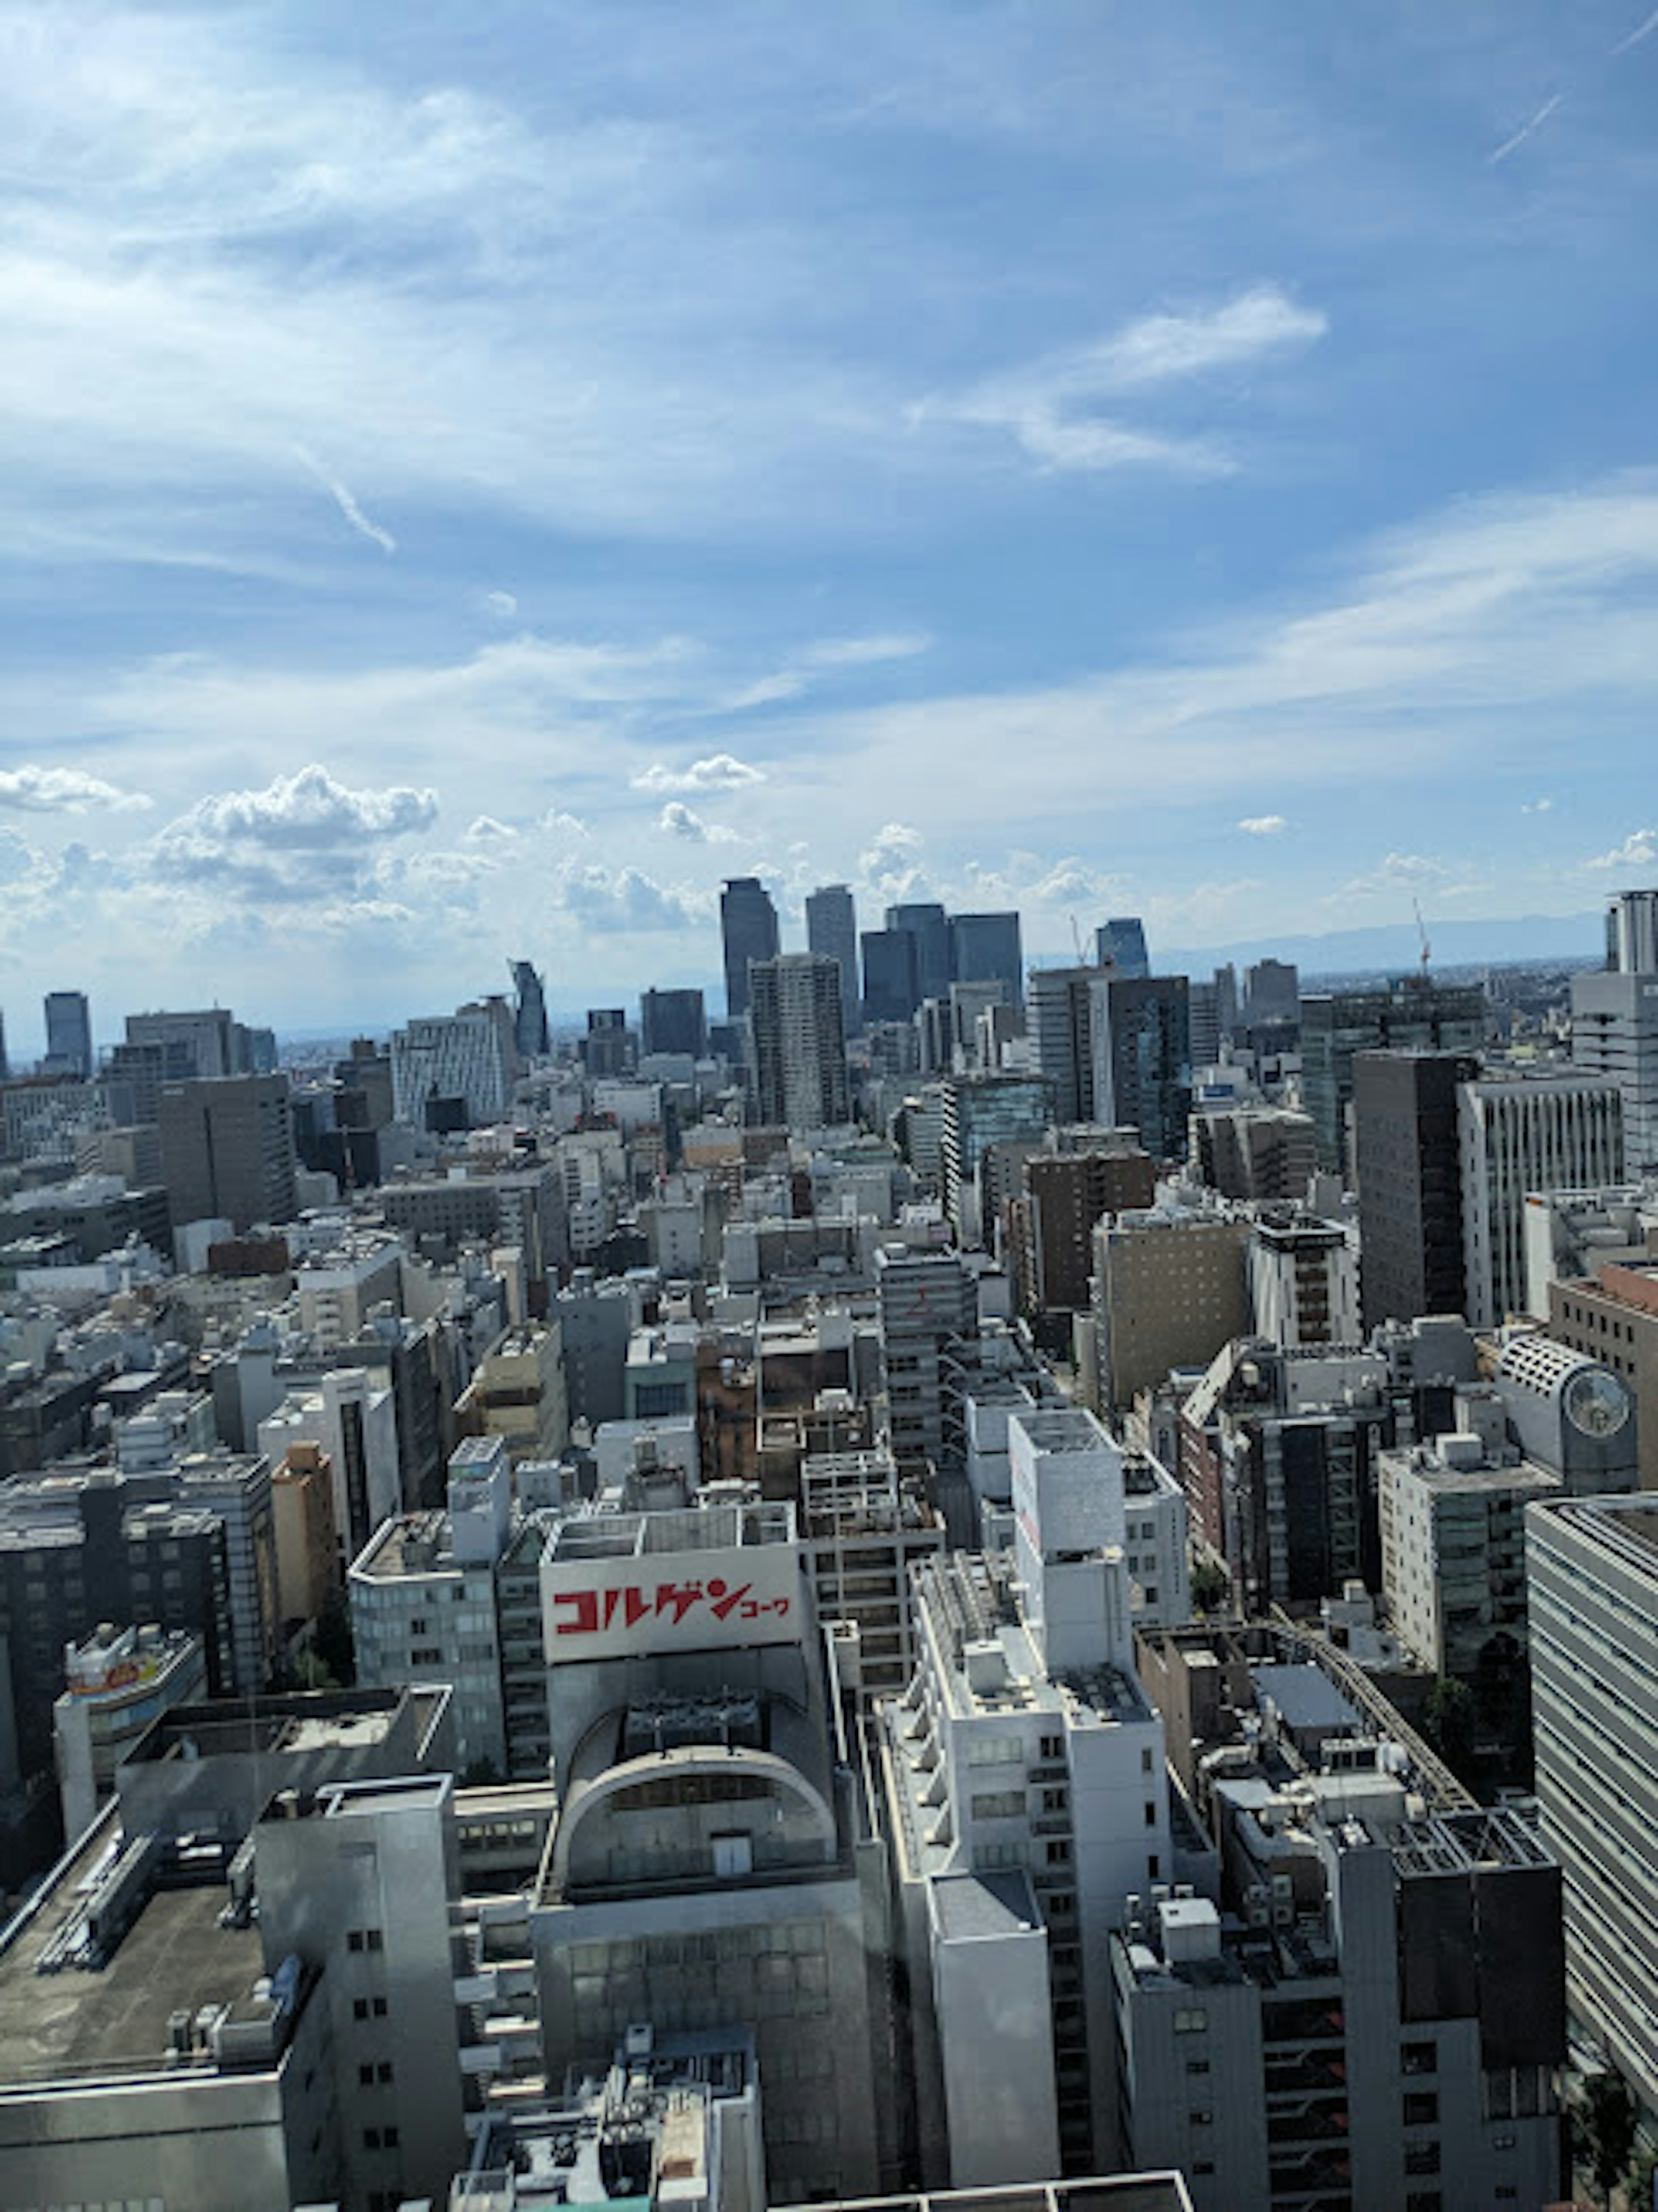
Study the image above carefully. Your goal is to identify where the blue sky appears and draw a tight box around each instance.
[3,0,1658,1050]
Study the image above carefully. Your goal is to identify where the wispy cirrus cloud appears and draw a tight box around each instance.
[292,444,397,554]
[916,285,1327,478]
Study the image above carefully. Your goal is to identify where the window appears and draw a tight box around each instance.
[1404,2091,1438,2126]
[1038,1734,1064,1760]
[1045,1838,1072,1864]
[972,1789,1025,1819]
[1144,1800,1158,1825]
[1174,2008,1208,2033]
[1186,2059,1210,2075]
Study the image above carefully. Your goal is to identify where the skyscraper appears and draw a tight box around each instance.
[1458,1070,1625,1326]
[158,1072,299,1230]
[720,876,780,1019]
[1574,892,1658,1172]
[949,909,1023,1006]
[639,985,706,1059]
[1095,917,1150,977]
[1353,1048,1480,1329]
[43,990,92,1079]
[861,927,921,1027]
[1028,965,1190,1157]
[749,953,849,1130]
[1605,886,1658,975]
[805,883,859,1026]
[508,959,549,1059]
[884,899,951,1004]
[1300,975,1486,1176]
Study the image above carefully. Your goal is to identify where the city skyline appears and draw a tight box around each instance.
[3,4,1658,1037]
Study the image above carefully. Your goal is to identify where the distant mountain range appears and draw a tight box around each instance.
[1033,911,1606,983]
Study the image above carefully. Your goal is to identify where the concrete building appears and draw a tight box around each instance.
[1190,1106,1316,1204]
[1458,1070,1625,1326]
[1028,968,1190,1158]
[1572,966,1658,1173]
[291,1231,404,1348]
[453,1321,570,1464]
[1248,1211,1359,1349]
[876,1244,979,1474]
[1529,1491,1658,2122]
[1006,1141,1158,1319]
[531,1495,892,2204]
[720,878,781,1021]
[1300,977,1485,1177]
[1523,1181,1658,1318]
[800,1447,946,1704]
[389,997,519,1127]
[938,1074,1055,1242]
[270,1440,340,1637]
[1242,957,1300,1029]
[1353,1048,1481,1329]
[53,1621,208,1842]
[863,927,923,1028]
[158,1072,299,1231]
[750,953,850,1133]
[806,884,861,1027]
[1089,1209,1252,1415]
[879,1408,1173,2180]
[125,1004,252,1083]
[1604,885,1658,975]
[350,1437,516,1776]
[1550,1257,1658,1487]
[259,1367,401,1568]
[640,985,708,1060]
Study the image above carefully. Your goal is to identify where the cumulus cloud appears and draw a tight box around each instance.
[0,764,152,813]
[148,763,438,894]
[1590,829,1658,870]
[465,814,519,845]
[562,864,696,932]
[483,590,519,619]
[1237,814,1287,836]
[659,801,738,843]
[1522,797,1555,814]
[858,820,927,898]
[632,753,765,794]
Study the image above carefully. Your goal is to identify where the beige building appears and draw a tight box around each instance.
[452,1320,569,1463]
[1550,1258,1658,1490]
[271,1441,340,1637]
[1089,1208,1252,1413]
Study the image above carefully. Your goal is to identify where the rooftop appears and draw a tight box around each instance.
[546,1498,794,1563]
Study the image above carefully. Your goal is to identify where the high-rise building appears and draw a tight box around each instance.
[1353,1048,1481,1329]
[582,1006,633,1079]
[1605,886,1658,975]
[639,985,707,1059]
[719,876,780,1019]
[1094,975,1192,1161]
[1573,901,1658,1172]
[748,953,849,1132]
[1248,1209,1359,1347]
[43,989,92,1079]
[1090,1209,1253,1413]
[937,1072,1054,1239]
[1528,1490,1658,2120]
[125,1006,250,1082]
[158,1071,299,1231]
[861,927,921,1027]
[805,883,859,1025]
[1007,1142,1158,1315]
[509,959,549,1059]
[876,1243,978,1472]
[885,899,952,1004]
[1027,965,1101,1127]
[389,998,519,1127]
[1241,957,1300,1028]
[1190,1105,1316,1203]
[1300,976,1486,1177]
[1458,1070,1625,1327]
[1095,917,1150,977]
[949,910,1024,1006]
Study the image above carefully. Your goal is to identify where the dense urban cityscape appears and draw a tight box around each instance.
[0,886,1651,2209]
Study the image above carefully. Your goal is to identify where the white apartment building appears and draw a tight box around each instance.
[1247,1212,1359,1349]
[259,1365,400,1567]
[390,997,519,1126]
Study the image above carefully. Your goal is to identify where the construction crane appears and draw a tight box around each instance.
[1414,897,1431,976]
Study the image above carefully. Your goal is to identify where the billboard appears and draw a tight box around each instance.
[541,1539,805,1664]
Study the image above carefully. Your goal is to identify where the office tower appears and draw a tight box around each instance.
[949,909,1024,1006]
[1027,965,1101,1126]
[1573,896,1658,1171]
[0,1009,7,1082]
[124,1006,249,1082]
[1300,976,1486,1177]
[1190,1105,1316,1202]
[1006,1142,1158,1315]
[805,882,859,1023]
[881,1408,1171,2179]
[639,984,706,1059]
[861,926,921,1026]
[582,1006,633,1078]
[1353,1049,1481,1329]
[1187,978,1221,1067]
[748,953,849,1131]
[937,1072,1054,1239]
[719,875,779,1019]
[1090,1209,1252,1413]
[509,958,549,1059]
[1458,1071,1624,1326]
[1606,886,1658,975]
[43,989,92,1078]
[158,1071,299,1230]
[1530,1491,1658,2121]
[1242,956,1299,1028]
[885,899,952,1003]
[1094,975,1192,1161]
[876,1243,978,1472]
[1248,1210,1359,1347]
[1095,916,1150,977]
[389,997,519,1126]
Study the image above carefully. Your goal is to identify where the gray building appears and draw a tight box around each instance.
[1095,918,1150,977]
[949,910,1023,1007]
[1458,1070,1624,1327]
[806,884,860,1028]
[42,989,92,1079]
[1353,1049,1480,1329]
[158,1071,299,1231]
[640,985,707,1060]
[886,901,952,1006]
[863,927,923,1028]
[1300,977,1486,1177]
[749,953,850,1132]
[719,878,780,1020]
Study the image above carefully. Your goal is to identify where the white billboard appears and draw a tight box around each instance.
[541,1540,805,1664]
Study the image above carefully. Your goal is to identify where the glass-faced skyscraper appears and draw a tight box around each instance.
[805,884,859,1029]
[1094,918,1150,978]
[43,990,92,1079]
[720,877,780,1019]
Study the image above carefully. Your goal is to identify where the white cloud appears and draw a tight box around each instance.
[483,590,519,619]
[561,864,698,932]
[464,814,518,845]
[632,753,766,794]
[1590,829,1658,870]
[148,764,437,898]
[921,284,1326,477]
[1237,813,1287,836]
[0,764,151,813]
[723,633,931,712]
[292,444,397,554]
[1522,797,1554,814]
[658,800,739,843]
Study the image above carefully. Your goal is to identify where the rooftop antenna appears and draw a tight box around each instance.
[1414,897,1431,977]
